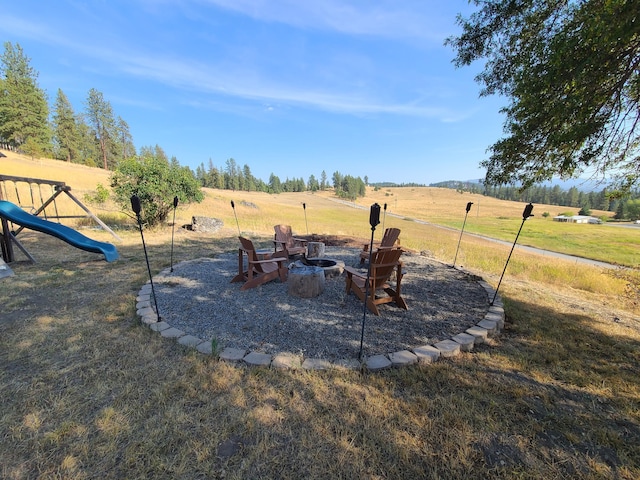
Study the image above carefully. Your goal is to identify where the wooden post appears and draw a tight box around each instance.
[0,217,14,263]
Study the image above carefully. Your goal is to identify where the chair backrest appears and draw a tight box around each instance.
[274,224,294,248]
[369,247,402,288]
[239,236,264,271]
[380,228,401,248]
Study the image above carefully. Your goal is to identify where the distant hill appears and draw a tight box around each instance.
[429,180,482,190]
[430,178,602,192]
[370,181,427,188]
[540,178,601,192]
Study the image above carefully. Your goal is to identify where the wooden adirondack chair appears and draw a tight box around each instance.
[231,237,288,290]
[345,247,408,316]
[359,227,401,264]
[273,224,307,257]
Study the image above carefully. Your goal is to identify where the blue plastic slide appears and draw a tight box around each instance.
[0,200,118,262]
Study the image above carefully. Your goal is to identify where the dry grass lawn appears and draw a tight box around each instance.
[1,151,640,478]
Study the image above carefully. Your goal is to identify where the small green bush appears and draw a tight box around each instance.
[84,183,110,205]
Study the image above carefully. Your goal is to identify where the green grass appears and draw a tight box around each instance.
[434,216,639,267]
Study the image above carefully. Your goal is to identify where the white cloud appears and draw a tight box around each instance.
[197,0,451,42]
[118,51,464,119]
[0,7,469,121]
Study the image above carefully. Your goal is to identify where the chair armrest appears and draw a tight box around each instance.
[249,257,288,266]
[343,266,367,280]
[362,242,382,252]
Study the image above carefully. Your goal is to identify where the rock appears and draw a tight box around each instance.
[191,216,223,233]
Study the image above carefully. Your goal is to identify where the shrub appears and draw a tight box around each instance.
[21,137,45,159]
[110,156,203,226]
[578,206,592,216]
[83,183,110,205]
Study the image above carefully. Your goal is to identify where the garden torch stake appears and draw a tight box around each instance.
[381,203,387,236]
[170,196,178,272]
[492,203,534,305]
[303,202,308,235]
[359,202,381,360]
[131,195,161,322]
[453,202,473,267]
[230,200,240,236]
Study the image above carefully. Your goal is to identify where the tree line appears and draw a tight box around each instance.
[431,180,640,220]
[194,158,366,200]
[0,42,135,170]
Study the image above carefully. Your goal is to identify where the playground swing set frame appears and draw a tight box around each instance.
[0,174,120,263]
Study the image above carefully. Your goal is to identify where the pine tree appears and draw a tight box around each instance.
[115,116,135,160]
[597,189,611,211]
[52,88,80,162]
[242,164,256,192]
[85,88,116,169]
[268,173,282,193]
[0,42,49,151]
[76,114,99,166]
[320,170,327,190]
[225,158,239,191]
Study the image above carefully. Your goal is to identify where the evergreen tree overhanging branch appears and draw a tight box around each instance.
[446,0,640,196]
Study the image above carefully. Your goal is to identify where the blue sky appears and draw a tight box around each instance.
[1,0,507,185]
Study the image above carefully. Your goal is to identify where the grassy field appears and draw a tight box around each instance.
[2,151,638,267]
[2,151,640,478]
[354,186,639,268]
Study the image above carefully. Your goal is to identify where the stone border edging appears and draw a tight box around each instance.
[136,260,504,372]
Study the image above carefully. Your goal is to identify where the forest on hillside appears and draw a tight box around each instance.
[430,180,640,220]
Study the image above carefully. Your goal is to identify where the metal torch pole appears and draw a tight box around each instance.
[131,195,161,322]
[492,203,534,305]
[170,196,178,272]
[359,203,381,360]
[303,202,308,235]
[453,202,473,267]
[381,203,387,236]
[231,200,241,236]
